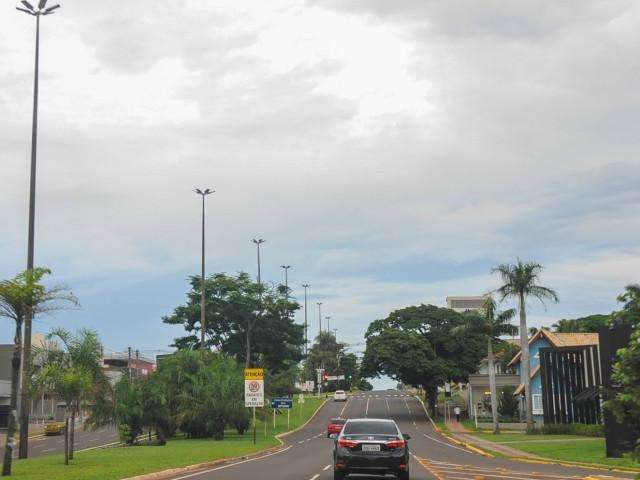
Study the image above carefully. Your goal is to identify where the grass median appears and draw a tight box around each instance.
[10,395,325,480]
[470,432,640,470]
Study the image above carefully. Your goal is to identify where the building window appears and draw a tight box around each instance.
[532,394,543,415]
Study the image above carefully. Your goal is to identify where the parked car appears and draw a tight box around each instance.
[334,390,347,402]
[332,418,410,480]
[44,421,65,436]
[327,418,346,437]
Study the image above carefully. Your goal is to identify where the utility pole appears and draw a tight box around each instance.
[302,284,310,356]
[317,302,323,334]
[249,239,265,368]
[195,188,214,350]
[325,316,331,333]
[15,0,61,460]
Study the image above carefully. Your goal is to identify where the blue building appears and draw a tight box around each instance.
[508,329,599,425]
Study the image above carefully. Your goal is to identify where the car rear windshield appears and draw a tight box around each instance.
[331,418,346,424]
[343,421,398,436]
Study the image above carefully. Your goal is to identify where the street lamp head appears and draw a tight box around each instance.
[252,238,265,245]
[317,302,323,306]
[194,188,214,196]
[17,0,60,15]
[280,265,291,270]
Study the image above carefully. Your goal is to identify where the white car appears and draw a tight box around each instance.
[334,390,347,402]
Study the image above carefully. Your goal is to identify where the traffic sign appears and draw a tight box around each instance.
[244,368,264,407]
[244,368,264,380]
[271,398,293,409]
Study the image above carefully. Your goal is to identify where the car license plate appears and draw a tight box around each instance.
[362,444,380,452]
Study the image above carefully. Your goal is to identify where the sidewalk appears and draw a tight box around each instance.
[445,420,541,459]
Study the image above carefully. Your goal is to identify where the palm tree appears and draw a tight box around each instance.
[0,269,77,475]
[34,328,105,461]
[457,297,516,434]
[492,260,558,430]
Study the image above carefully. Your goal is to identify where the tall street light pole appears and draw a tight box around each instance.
[195,188,213,350]
[249,239,265,369]
[325,316,331,333]
[280,265,291,292]
[302,284,310,356]
[317,302,323,334]
[15,0,60,461]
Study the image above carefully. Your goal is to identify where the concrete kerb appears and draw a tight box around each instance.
[411,396,640,476]
[412,395,495,459]
[121,397,329,480]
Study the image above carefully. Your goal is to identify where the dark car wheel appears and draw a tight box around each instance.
[333,469,345,480]
[398,469,410,480]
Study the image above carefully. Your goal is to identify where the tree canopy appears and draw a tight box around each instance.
[552,314,611,333]
[361,304,486,414]
[163,272,304,372]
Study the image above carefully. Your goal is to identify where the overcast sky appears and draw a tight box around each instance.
[2,1,639,373]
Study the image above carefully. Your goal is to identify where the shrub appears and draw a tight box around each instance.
[541,423,604,437]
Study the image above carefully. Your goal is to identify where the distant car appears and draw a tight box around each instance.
[334,390,347,402]
[44,422,65,436]
[332,418,410,480]
[327,418,346,437]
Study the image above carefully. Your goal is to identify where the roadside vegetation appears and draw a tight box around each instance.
[9,396,324,480]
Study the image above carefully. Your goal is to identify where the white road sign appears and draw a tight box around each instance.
[244,368,264,407]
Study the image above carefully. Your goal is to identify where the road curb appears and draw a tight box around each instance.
[412,395,495,459]
[122,397,329,480]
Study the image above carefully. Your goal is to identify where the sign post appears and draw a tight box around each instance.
[245,368,264,445]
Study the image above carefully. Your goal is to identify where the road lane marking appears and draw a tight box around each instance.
[41,448,55,453]
[365,397,370,417]
[309,474,319,480]
[171,445,293,479]
[422,433,478,455]
[421,460,587,480]
[385,398,391,416]
[323,464,331,471]
[339,398,350,417]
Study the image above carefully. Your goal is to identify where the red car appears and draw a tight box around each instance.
[327,418,346,438]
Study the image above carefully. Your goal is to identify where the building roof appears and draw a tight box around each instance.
[508,330,599,366]
[513,365,541,395]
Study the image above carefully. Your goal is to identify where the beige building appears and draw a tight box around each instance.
[446,295,487,312]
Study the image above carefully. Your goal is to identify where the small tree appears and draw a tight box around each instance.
[34,328,106,460]
[604,284,640,459]
[0,269,77,475]
[493,260,558,431]
[498,385,520,421]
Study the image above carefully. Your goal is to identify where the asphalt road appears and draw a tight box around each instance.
[17,425,120,458]
[164,390,635,480]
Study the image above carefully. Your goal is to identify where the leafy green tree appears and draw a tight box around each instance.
[302,332,346,391]
[552,314,611,333]
[163,273,303,372]
[455,297,516,433]
[605,284,640,459]
[337,353,358,391]
[498,385,519,421]
[493,260,558,430]
[495,342,520,374]
[0,269,77,475]
[34,328,107,460]
[361,305,485,416]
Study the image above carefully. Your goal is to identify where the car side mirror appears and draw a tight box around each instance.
[403,433,411,440]
[329,433,338,439]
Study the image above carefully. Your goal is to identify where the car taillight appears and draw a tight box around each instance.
[385,439,406,449]
[337,438,358,449]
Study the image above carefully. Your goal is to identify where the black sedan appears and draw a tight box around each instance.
[332,418,410,480]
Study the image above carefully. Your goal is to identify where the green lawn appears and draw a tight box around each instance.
[10,395,325,480]
[470,432,640,470]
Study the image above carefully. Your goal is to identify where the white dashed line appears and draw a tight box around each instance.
[309,474,320,480]
[323,464,331,471]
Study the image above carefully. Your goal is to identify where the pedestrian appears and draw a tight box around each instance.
[454,406,461,423]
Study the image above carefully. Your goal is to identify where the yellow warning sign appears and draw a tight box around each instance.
[244,368,264,380]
